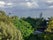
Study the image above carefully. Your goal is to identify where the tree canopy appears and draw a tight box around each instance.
[0,11,23,40]
[12,16,34,40]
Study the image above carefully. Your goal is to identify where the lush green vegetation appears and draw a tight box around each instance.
[0,11,23,40]
[11,16,34,40]
[0,11,53,40]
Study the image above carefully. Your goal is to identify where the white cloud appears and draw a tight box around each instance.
[0,1,13,8]
[46,0,53,3]
[25,0,29,1]
[26,2,32,7]
[47,0,53,2]
[47,1,53,3]
[49,6,53,8]
[7,3,13,6]
[0,1,5,5]
[0,0,53,9]
[0,1,6,7]
[19,2,39,8]
[44,0,53,8]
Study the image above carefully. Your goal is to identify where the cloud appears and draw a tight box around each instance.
[0,0,39,8]
[19,2,39,8]
[0,0,53,9]
[49,6,53,8]
[7,3,13,6]
[0,1,13,8]
[46,0,53,3]
[0,1,5,5]
[0,1,5,7]
[44,0,53,8]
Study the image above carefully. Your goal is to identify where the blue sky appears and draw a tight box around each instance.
[0,0,53,18]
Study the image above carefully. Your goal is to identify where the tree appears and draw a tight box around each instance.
[12,16,34,40]
[44,17,53,40]
[22,17,47,31]
[45,17,53,33]
[0,11,23,40]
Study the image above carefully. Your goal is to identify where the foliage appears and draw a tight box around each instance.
[45,17,53,32]
[0,11,53,40]
[22,17,47,31]
[27,33,45,40]
[0,11,23,40]
[12,16,34,39]
[44,17,53,40]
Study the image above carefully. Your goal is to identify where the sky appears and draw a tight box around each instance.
[0,0,53,18]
